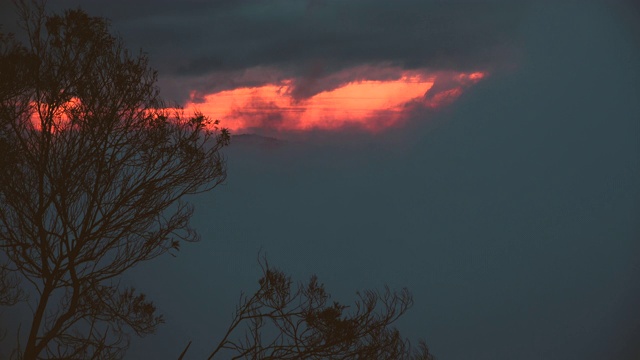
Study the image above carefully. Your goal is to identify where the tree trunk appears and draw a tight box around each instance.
[23,285,52,360]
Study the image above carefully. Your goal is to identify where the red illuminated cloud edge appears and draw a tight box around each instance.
[182,66,487,134]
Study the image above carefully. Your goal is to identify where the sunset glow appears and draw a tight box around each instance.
[185,69,486,133]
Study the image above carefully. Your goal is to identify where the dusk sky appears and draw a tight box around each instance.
[2,1,639,359]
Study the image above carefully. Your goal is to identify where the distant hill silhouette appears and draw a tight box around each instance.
[231,134,285,149]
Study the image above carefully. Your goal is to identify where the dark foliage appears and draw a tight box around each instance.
[0,1,228,358]
[198,258,434,360]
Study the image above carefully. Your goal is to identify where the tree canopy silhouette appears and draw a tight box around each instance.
[0,2,228,358]
[196,257,434,360]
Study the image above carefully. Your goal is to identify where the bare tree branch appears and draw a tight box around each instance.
[203,257,434,360]
[0,2,228,358]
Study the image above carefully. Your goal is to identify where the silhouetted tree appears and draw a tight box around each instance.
[0,2,228,358]
[196,258,434,360]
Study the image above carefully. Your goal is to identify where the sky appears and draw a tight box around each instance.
[2,1,640,359]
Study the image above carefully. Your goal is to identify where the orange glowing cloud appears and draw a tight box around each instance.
[183,68,486,133]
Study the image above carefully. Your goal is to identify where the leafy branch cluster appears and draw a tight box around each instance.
[0,2,228,358]
[204,258,433,360]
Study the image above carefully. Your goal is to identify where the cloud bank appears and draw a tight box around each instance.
[6,0,527,132]
[182,66,486,133]
[1,0,528,134]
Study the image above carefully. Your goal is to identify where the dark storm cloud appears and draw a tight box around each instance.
[1,0,528,103]
[114,0,526,74]
[159,0,526,101]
